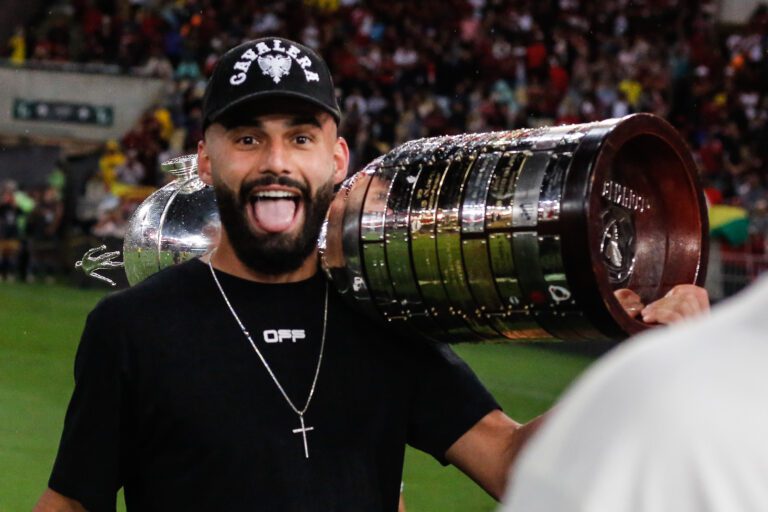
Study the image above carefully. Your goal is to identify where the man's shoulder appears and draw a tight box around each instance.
[93,259,207,315]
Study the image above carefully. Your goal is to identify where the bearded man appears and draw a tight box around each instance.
[36,37,708,512]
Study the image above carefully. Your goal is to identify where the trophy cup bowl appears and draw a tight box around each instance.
[122,155,220,286]
[76,154,221,287]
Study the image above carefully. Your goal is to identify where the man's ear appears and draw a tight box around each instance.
[333,136,350,185]
[197,139,213,186]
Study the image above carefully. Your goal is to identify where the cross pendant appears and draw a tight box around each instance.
[292,415,314,459]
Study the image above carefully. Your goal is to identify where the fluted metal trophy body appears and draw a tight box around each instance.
[320,113,708,342]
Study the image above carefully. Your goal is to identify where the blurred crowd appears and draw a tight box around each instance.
[2,0,768,281]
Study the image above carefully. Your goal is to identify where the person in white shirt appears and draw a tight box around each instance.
[501,276,768,512]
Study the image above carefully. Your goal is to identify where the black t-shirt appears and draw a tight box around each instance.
[49,259,499,511]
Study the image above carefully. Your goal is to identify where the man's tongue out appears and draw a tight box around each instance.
[253,198,297,232]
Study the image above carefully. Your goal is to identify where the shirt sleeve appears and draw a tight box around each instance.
[406,341,499,464]
[48,297,127,511]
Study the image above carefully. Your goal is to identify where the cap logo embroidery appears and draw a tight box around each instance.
[258,54,292,84]
[229,39,321,86]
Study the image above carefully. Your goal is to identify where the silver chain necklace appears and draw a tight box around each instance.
[207,255,329,459]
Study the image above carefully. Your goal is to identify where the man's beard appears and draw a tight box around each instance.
[213,173,335,275]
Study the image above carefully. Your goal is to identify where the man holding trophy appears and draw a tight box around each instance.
[35,38,708,511]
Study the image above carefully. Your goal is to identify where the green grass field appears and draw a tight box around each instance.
[0,282,595,511]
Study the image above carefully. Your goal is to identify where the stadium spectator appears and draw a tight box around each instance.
[121,113,164,185]
[27,186,64,283]
[98,140,126,191]
[76,172,114,234]
[0,181,23,282]
[7,26,27,65]
[114,149,146,186]
[90,195,129,240]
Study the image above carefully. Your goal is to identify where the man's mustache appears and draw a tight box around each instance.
[238,175,311,204]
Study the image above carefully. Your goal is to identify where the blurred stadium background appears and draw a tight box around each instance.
[1,0,767,509]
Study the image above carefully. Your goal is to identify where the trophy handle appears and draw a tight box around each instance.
[74,245,125,287]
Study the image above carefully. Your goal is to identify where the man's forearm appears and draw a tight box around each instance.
[446,411,549,500]
[33,489,87,512]
[504,414,548,473]
[485,414,549,499]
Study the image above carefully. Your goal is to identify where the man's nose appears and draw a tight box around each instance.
[260,140,292,175]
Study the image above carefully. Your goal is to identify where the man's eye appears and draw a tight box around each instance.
[295,135,312,144]
[237,136,257,145]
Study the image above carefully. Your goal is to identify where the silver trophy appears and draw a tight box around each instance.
[76,154,220,286]
[78,115,707,343]
[319,114,708,342]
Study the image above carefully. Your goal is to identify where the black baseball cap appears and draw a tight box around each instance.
[202,37,341,129]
